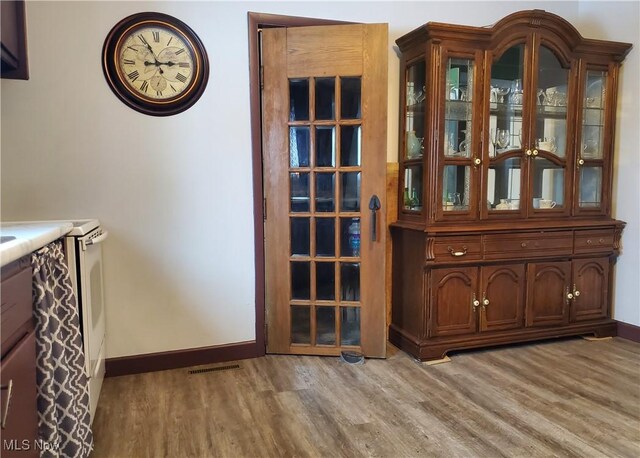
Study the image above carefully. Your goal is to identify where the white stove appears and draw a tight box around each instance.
[63,219,107,423]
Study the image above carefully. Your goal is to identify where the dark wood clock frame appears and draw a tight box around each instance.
[102,12,209,116]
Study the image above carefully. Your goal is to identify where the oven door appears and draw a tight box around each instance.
[78,230,107,397]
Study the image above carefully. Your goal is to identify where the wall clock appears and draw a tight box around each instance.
[102,12,209,116]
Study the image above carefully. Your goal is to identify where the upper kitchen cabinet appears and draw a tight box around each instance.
[395,10,631,225]
[1,0,29,80]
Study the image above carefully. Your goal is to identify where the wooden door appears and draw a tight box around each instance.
[526,261,571,327]
[430,267,478,337]
[480,264,525,332]
[263,24,388,357]
[571,258,609,322]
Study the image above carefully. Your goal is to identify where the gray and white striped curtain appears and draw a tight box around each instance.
[32,241,93,458]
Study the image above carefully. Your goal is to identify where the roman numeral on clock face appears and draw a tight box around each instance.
[170,84,177,92]
[138,34,149,46]
[175,48,185,55]
[178,62,190,68]
[156,91,163,96]
[176,73,187,83]
[123,59,135,65]
[140,80,149,92]
[153,31,160,42]
[127,70,140,82]
[167,37,173,46]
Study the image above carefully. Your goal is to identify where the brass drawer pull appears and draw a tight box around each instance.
[447,246,468,257]
[521,242,528,248]
[599,238,605,244]
[586,239,593,245]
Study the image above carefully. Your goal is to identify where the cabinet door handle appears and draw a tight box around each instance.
[573,284,580,297]
[1,380,13,429]
[482,295,490,306]
[472,294,480,309]
[525,149,533,156]
[532,149,539,156]
[473,158,482,166]
[578,158,585,166]
[447,246,468,257]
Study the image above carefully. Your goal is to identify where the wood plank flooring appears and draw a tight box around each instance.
[91,337,640,457]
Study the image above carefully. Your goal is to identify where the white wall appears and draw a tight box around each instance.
[2,1,635,358]
[576,1,640,326]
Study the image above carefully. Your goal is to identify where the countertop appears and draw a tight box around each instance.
[0,221,73,267]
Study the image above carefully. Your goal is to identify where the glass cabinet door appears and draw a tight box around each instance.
[486,44,526,214]
[401,60,425,212]
[439,56,477,218]
[529,45,570,214]
[576,69,608,212]
[439,57,479,217]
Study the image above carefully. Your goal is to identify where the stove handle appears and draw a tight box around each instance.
[86,231,109,246]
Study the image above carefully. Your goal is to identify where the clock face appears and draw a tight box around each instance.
[117,26,195,101]
[102,13,209,116]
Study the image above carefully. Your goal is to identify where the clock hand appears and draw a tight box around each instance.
[144,60,165,74]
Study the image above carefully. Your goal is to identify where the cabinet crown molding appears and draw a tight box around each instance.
[396,10,632,61]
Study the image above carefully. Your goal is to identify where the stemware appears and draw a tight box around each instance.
[497,129,510,149]
[495,87,510,104]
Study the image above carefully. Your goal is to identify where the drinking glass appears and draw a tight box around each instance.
[497,129,510,149]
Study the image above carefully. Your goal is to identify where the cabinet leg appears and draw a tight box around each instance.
[422,355,452,365]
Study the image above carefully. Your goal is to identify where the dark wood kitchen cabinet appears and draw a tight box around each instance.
[390,10,631,361]
[1,257,38,457]
[1,0,29,79]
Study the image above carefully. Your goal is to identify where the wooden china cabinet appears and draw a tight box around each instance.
[390,10,632,361]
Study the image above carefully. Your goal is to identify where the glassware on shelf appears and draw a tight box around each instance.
[537,89,547,106]
[445,192,462,211]
[511,79,523,105]
[458,129,471,154]
[445,131,457,156]
[409,189,421,210]
[495,87,510,104]
[406,130,423,158]
[536,137,557,153]
[490,86,498,103]
[497,129,510,149]
[496,198,510,210]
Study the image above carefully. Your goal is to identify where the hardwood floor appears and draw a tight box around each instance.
[92,337,640,457]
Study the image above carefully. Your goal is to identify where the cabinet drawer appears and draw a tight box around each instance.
[433,236,482,262]
[1,265,33,352]
[484,231,573,260]
[574,229,615,254]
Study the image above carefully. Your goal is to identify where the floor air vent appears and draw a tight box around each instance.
[188,364,241,375]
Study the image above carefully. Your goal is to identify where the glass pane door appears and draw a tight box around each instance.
[531,46,569,211]
[577,70,607,210]
[440,56,475,216]
[289,76,364,348]
[487,44,525,213]
[402,60,425,212]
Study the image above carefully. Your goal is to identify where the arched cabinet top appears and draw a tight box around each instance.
[396,9,632,61]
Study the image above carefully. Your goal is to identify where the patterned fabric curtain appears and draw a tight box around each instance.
[32,241,93,458]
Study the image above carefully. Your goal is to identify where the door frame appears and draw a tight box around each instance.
[247,13,355,356]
